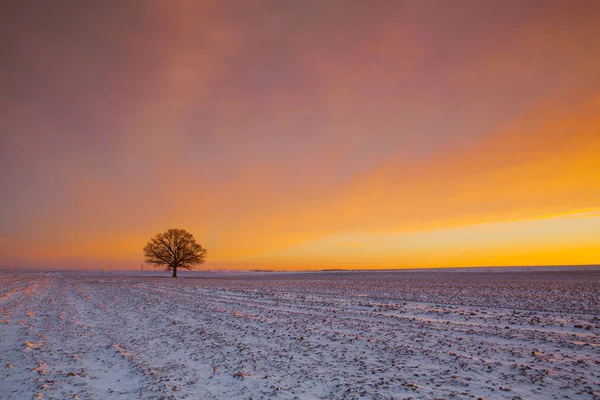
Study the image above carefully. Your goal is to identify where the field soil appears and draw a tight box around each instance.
[1,268,599,399]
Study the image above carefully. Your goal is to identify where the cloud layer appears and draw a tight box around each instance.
[1,1,599,268]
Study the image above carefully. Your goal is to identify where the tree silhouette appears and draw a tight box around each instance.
[143,229,207,278]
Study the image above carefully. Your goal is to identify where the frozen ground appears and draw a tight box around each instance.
[1,268,599,399]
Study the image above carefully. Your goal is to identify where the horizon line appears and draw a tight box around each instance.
[2,264,599,273]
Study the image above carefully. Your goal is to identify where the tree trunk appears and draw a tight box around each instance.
[172,267,177,278]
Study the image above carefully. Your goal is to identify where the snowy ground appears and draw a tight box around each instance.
[1,268,599,399]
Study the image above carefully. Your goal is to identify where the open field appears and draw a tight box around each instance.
[1,268,599,399]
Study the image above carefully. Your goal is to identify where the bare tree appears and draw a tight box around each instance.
[143,229,207,278]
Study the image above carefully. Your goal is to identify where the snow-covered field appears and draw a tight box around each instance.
[1,268,599,399]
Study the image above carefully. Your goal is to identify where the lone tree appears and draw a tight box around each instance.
[143,229,207,278]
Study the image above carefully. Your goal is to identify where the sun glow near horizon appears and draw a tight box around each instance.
[5,209,599,271]
[233,209,600,270]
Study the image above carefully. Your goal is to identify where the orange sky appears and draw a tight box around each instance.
[1,1,599,270]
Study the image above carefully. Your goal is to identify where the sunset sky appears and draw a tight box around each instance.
[1,1,599,270]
